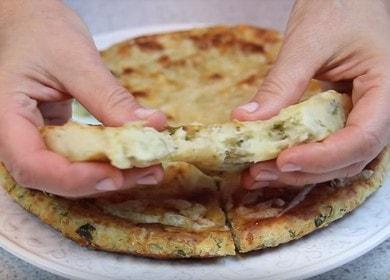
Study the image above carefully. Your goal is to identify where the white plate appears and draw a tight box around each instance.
[0,24,389,280]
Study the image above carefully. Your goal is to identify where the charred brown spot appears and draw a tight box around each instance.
[239,42,264,54]
[208,73,223,80]
[118,44,131,55]
[246,232,254,245]
[122,67,134,75]
[132,90,148,98]
[157,55,170,64]
[189,35,210,50]
[190,32,235,50]
[263,31,282,44]
[170,59,187,67]
[166,114,174,120]
[211,33,235,47]
[135,37,164,51]
[254,28,267,38]
[239,74,257,85]
[157,55,188,68]
[190,31,265,55]
[252,28,281,43]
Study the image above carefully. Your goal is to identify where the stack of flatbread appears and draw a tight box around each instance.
[1,25,388,258]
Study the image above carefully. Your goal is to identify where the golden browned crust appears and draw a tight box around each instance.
[228,147,390,253]
[1,147,388,257]
[100,25,321,125]
[0,163,235,258]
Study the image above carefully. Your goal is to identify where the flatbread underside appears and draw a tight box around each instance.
[0,148,388,257]
[227,147,390,252]
[0,163,235,258]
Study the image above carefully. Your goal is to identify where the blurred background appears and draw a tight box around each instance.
[64,0,294,35]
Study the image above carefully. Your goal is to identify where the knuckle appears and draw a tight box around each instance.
[259,78,288,101]
[352,75,366,89]
[257,69,306,106]
[98,86,135,123]
[103,86,134,110]
[8,94,39,115]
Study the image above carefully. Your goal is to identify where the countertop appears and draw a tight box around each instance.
[0,0,388,279]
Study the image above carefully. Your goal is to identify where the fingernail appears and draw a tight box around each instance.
[238,102,259,113]
[249,181,270,189]
[281,163,301,172]
[254,170,278,181]
[95,178,118,191]
[136,174,159,185]
[134,108,157,119]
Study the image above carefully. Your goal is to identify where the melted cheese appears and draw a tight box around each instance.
[42,91,351,171]
[97,199,215,231]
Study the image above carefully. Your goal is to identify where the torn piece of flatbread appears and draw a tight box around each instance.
[41,90,351,171]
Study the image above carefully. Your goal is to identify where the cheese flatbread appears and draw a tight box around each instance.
[42,90,351,171]
[0,25,388,259]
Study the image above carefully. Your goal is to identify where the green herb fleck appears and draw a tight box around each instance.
[288,229,297,238]
[175,249,187,257]
[236,139,244,147]
[149,243,163,251]
[270,122,287,140]
[330,100,338,115]
[314,206,334,227]
[326,205,334,218]
[272,123,283,131]
[59,211,69,218]
[76,223,96,242]
[183,126,200,141]
[167,126,181,135]
[314,214,327,227]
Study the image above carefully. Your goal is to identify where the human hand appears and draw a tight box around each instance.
[0,0,166,197]
[232,0,390,188]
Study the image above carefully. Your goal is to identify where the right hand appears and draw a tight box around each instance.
[233,0,390,189]
[0,0,166,198]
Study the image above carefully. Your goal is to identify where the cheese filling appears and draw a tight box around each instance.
[42,90,351,171]
[97,199,216,231]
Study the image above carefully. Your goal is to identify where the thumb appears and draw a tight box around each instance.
[52,51,166,129]
[232,47,318,121]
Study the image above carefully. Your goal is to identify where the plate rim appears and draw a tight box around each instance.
[0,190,388,280]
